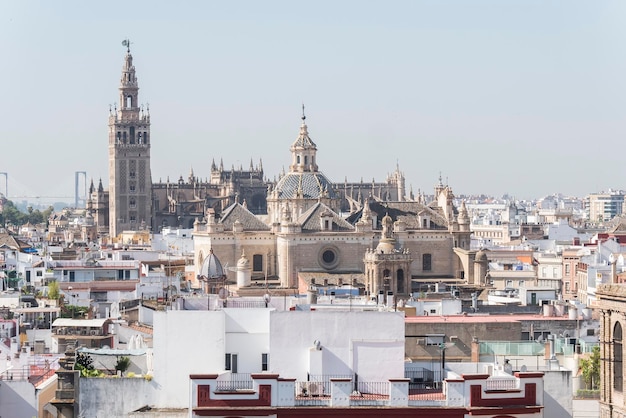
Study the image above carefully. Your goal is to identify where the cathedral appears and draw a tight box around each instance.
[88,45,475,293]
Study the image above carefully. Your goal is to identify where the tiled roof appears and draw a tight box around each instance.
[348,200,448,229]
[275,172,336,200]
[220,202,270,231]
[297,202,355,232]
[0,233,32,251]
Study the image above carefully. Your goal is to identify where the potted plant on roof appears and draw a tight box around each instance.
[115,356,131,377]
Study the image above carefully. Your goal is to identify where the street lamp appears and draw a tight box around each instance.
[263,292,271,308]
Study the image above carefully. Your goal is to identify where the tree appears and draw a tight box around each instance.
[48,280,60,300]
[76,352,94,370]
[580,345,600,390]
[115,356,131,375]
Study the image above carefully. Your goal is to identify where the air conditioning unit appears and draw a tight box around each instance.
[81,330,88,336]
[90,330,98,336]
[57,328,66,335]
[67,329,75,335]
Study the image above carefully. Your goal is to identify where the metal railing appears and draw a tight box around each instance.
[215,373,253,391]
[354,381,388,398]
[405,369,440,390]
[296,380,331,397]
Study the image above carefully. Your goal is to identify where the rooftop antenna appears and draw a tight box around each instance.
[121,38,132,53]
[302,103,306,121]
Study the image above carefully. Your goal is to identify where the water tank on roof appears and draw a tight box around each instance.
[569,307,579,320]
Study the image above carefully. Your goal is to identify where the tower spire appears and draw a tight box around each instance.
[122,38,132,53]
[108,42,153,237]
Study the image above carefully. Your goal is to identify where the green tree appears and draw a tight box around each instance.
[76,352,94,370]
[580,345,600,390]
[48,281,60,300]
[115,356,131,375]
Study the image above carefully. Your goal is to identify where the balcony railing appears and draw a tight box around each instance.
[215,373,253,391]
[486,377,518,390]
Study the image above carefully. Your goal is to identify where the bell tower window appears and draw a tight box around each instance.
[126,95,132,108]
[615,322,623,392]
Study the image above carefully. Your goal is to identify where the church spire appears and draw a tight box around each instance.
[289,104,318,174]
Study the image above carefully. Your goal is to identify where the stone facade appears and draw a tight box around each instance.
[193,115,472,294]
[597,284,626,417]
[107,45,152,237]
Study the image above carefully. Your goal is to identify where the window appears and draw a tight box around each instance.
[565,282,570,292]
[319,247,340,270]
[225,353,238,373]
[614,322,623,392]
[506,280,513,287]
[397,269,404,293]
[323,251,335,264]
[518,280,524,287]
[253,254,263,272]
[261,353,269,371]
[565,264,570,274]
[422,254,432,271]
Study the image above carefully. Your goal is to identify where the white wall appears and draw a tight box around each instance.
[152,310,226,408]
[269,311,405,382]
[79,377,155,417]
[0,380,37,418]
[224,308,270,374]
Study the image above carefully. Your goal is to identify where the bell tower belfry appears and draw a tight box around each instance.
[108,40,152,237]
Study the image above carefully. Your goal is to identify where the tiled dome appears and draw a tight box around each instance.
[274,172,336,200]
[199,249,224,278]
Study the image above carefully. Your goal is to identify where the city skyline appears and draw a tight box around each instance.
[1,1,625,202]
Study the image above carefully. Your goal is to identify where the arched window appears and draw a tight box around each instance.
[615,322,623,391]
[297,155,301,164]
[126,95,133,108]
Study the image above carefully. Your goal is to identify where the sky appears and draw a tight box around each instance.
[1,1,625,204]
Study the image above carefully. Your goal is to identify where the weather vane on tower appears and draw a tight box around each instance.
[122,38,132,53]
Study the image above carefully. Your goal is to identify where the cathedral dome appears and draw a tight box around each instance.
[200,249,225,278]
[274,172,336,200]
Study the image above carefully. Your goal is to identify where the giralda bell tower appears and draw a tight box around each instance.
[108,40,152,237]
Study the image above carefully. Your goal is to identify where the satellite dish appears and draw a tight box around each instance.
[218,288,228,300]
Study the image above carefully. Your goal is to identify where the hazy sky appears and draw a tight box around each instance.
[1,1,625,203]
